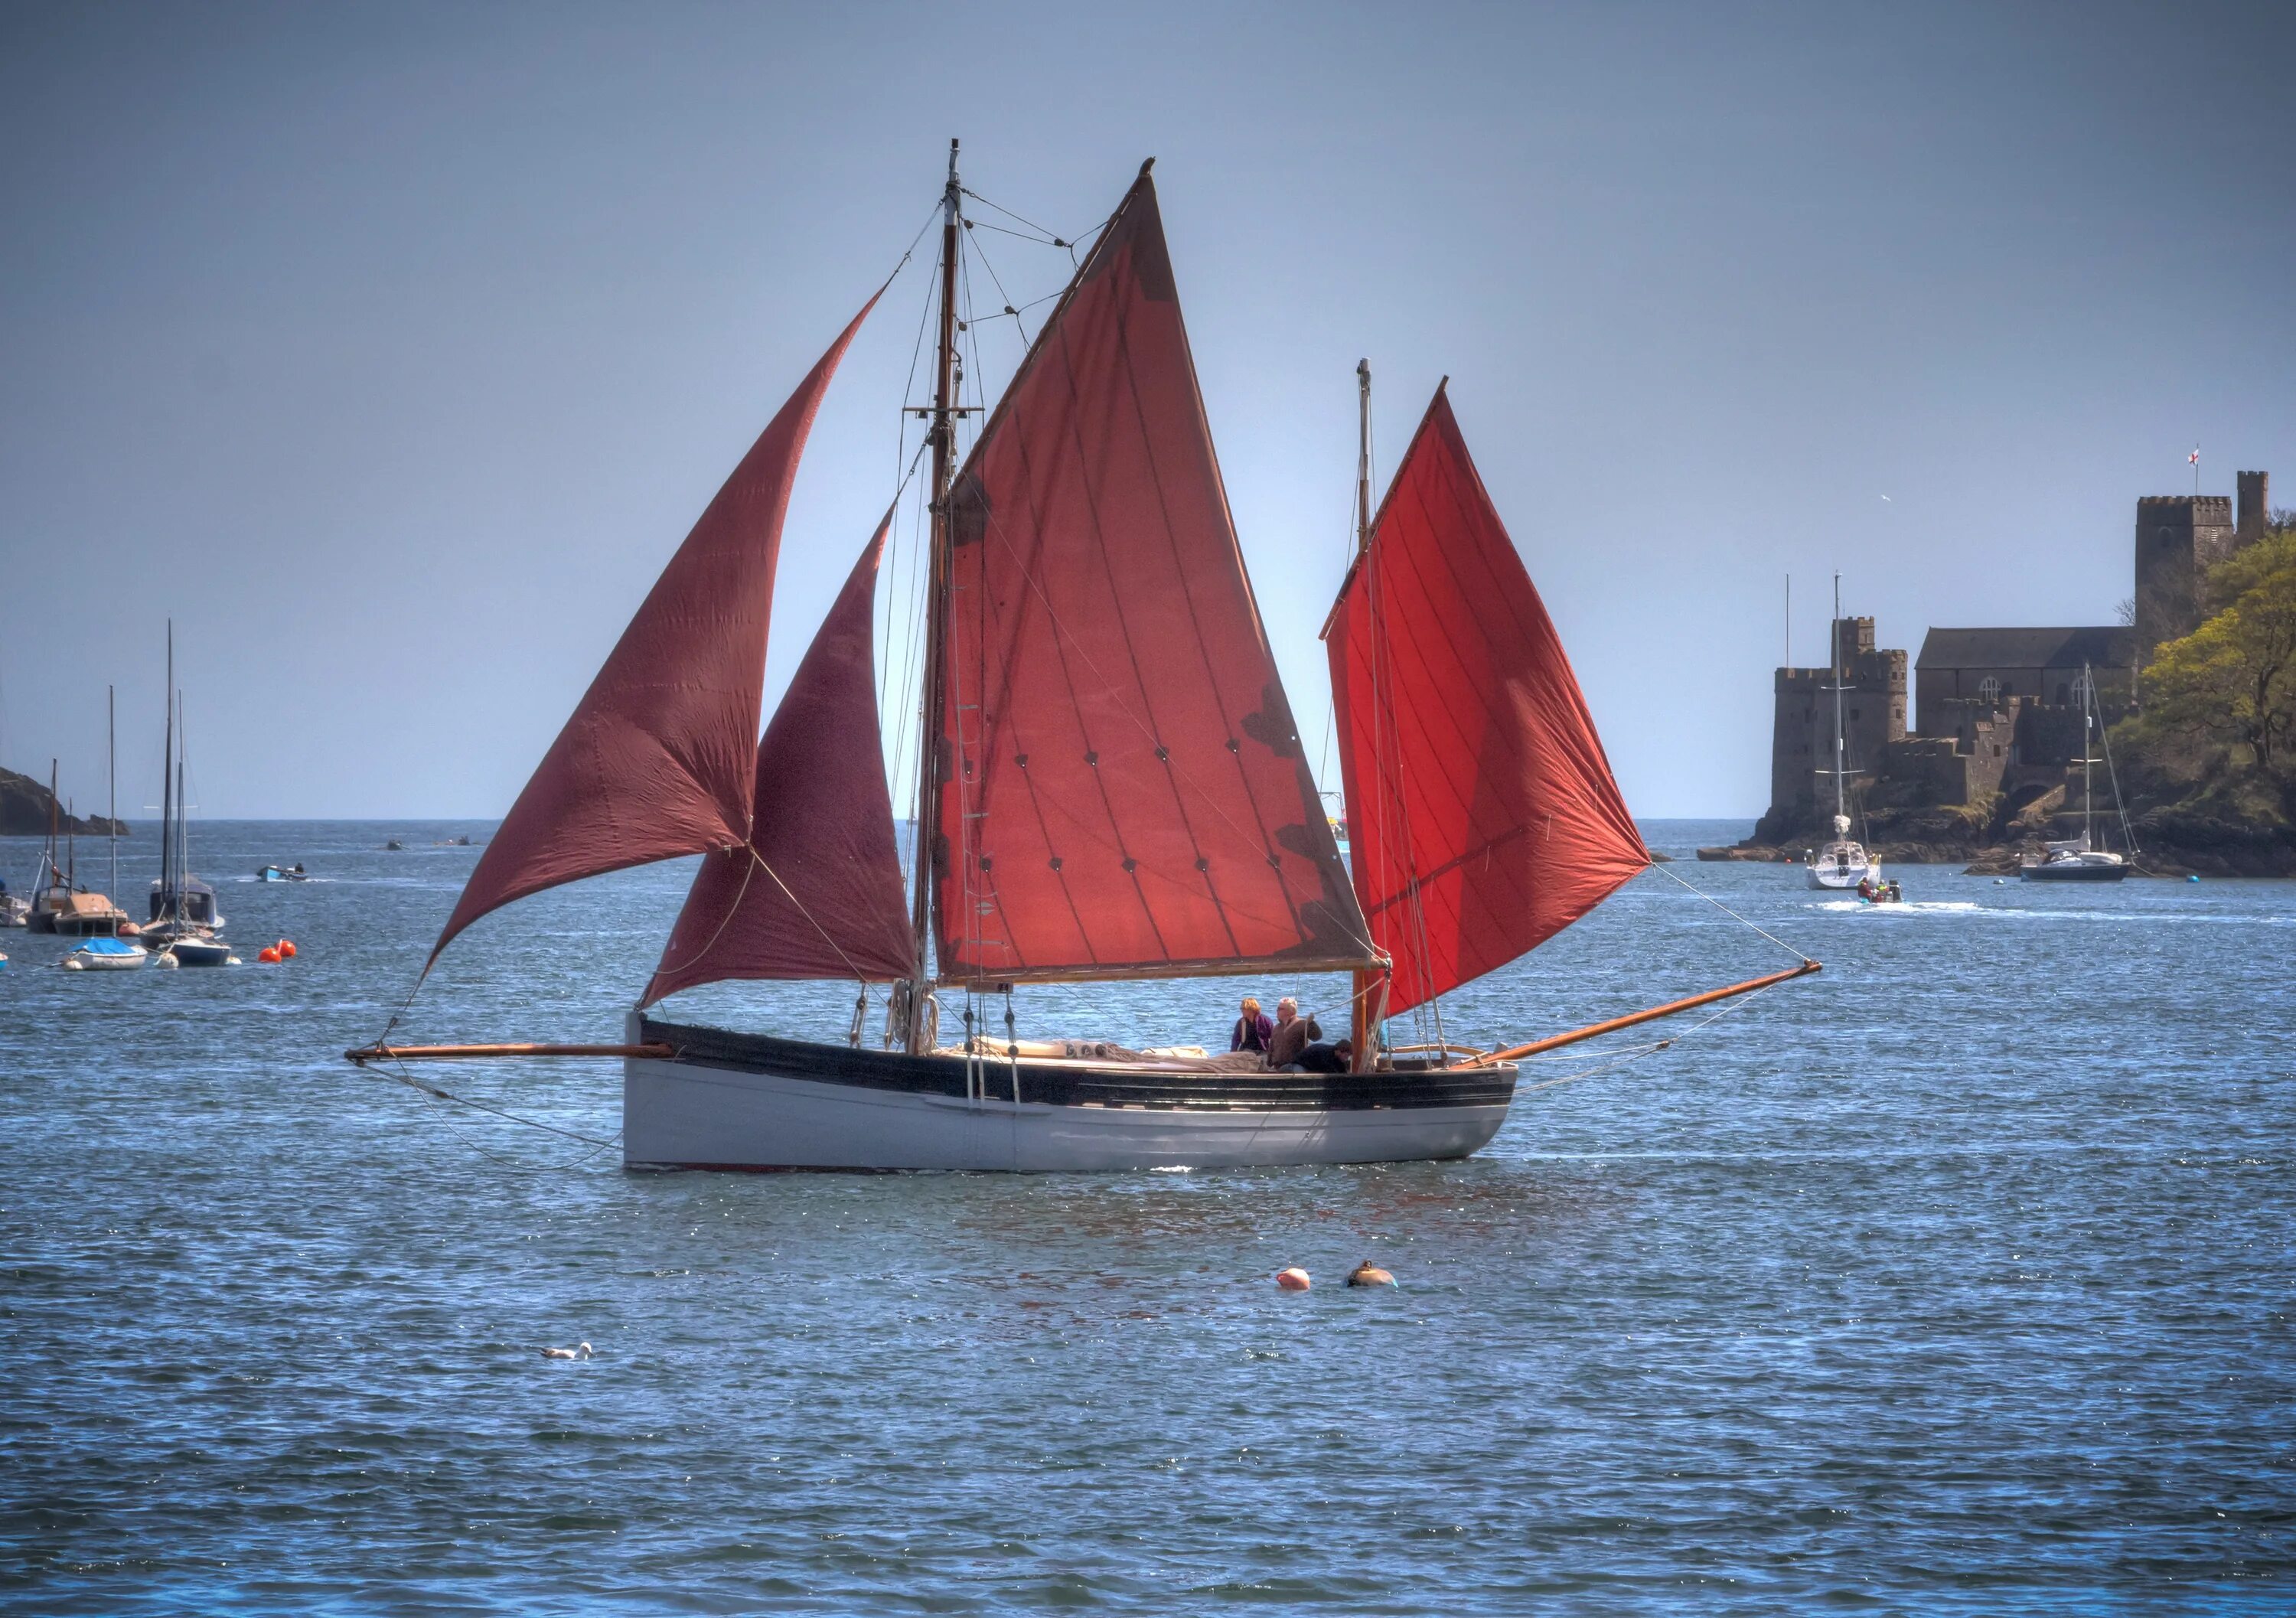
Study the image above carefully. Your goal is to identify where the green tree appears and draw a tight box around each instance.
[2141,527,2296,791]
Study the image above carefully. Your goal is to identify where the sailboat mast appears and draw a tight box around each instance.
[160,622,174,907]
[1349,358,1384,1071]
[108,683,117,928]
[2082,661,2095,851]
[1831,572,1845,823]
[903,138,962,1052]
[1355,359,1373,554]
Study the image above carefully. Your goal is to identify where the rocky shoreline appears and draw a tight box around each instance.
[0,766,131,840]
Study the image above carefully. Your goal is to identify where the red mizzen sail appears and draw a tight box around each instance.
[431,295,878,966]
[932,168,1371,984]
[1325,386,1647,1017]
[643,516,916,1004]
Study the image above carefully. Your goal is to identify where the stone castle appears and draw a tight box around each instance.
[1763,470,2274,833]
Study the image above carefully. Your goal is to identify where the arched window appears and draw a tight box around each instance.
[1977,677,2001,706]
[2056,682,2070,706]
[2071,670,2094,710]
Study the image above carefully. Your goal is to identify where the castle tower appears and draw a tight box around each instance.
[2237,471,2270,546]
[2133,494,2236,657]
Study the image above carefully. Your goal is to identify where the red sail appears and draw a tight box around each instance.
[932,169,1371,984]
[642,517,916,1003]
[430,295,878,965]
[1325,386,1647,1016]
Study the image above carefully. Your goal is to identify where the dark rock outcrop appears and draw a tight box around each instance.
[0,766,130,838]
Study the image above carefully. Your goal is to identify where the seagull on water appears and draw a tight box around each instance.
[541,1342,593,1360]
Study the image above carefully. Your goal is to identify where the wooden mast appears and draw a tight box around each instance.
[1347,358,1390,1072]
[903,139,962,1053]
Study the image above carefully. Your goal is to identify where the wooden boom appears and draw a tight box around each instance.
[344,1042,671,1065]
[1470,958,1821,1065]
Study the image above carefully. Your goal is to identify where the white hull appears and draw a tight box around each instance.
[1807,852,1877,890]
[64,948,148,971]
[622,1016,1512,1173]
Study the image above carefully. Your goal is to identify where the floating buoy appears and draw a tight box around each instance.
[1345,1261,1396,1288]
[1274,1267,1311,1292]
[2187,874,2201,882]
[62,957,84,971]
[279,939,297,957]
[257,946,280,963]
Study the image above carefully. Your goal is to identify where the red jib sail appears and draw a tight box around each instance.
[1325,385,1648,1017]
[430,295,878,966]
[932,168,1372,984]
[642,516,916,1004]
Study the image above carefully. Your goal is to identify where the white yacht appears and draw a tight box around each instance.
[2022,664,2132,882]
[1805,575,1877,892]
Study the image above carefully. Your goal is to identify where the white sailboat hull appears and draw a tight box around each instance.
[621,1016,1513,1173]
[1806,842,1877,890]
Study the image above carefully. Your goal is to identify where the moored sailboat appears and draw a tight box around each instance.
[351,149,1816,1171]
[144,625,228,957]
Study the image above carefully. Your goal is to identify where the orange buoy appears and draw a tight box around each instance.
[279,939,297,958]
[1345,1261,1397,1288]
[1275,1267,1310,1292]
[257,947,280,963]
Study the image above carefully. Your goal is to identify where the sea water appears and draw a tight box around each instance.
[2,820,2289,1613]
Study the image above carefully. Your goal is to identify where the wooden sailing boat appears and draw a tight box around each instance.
[351,148,1815,1171]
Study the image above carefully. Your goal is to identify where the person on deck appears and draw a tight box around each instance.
[1230,997,1274,1055]
[1265,997,1322,1070]
[1296,1037,1352,1075]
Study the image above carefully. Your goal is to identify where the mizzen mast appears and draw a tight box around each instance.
[903,138,963,1052]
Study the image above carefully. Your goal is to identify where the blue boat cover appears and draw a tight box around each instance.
[80,937,142,957]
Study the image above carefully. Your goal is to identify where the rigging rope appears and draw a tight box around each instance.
[1650,860,1816,964]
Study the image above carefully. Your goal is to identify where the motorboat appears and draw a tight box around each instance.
[164,936,236,967]
[63,936,148,971]
[256,863,310,882]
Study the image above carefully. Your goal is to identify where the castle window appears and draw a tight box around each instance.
[2072,670,2094,709]
[1978,677,2001,705]
[2056,683,2069,705]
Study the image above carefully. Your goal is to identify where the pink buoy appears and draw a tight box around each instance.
[1274,1267,1310,1292]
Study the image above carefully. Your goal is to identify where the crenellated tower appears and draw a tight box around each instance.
[2132,494,2236,658]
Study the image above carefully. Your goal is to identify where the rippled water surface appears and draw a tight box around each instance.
[3,820,2291,1613]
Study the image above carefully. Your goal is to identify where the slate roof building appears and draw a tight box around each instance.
[1914,625,2139,735]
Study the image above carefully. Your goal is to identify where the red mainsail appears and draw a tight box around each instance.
[642,517,916,1003]
[1325,386,1647,1016]
[431,296,878,965]
[931,169,1371,984]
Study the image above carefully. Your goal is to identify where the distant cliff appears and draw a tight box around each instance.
[0,766,131,838]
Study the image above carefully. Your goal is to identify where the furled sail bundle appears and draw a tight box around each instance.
[429,296,878,966]
[931,169,1374,984]
[642,516,916,1004]
[1325,385,1648,1017]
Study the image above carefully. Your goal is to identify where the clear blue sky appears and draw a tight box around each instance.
[2,2,2289,820]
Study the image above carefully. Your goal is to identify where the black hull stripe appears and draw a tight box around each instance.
[638,1017,1517,1114]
